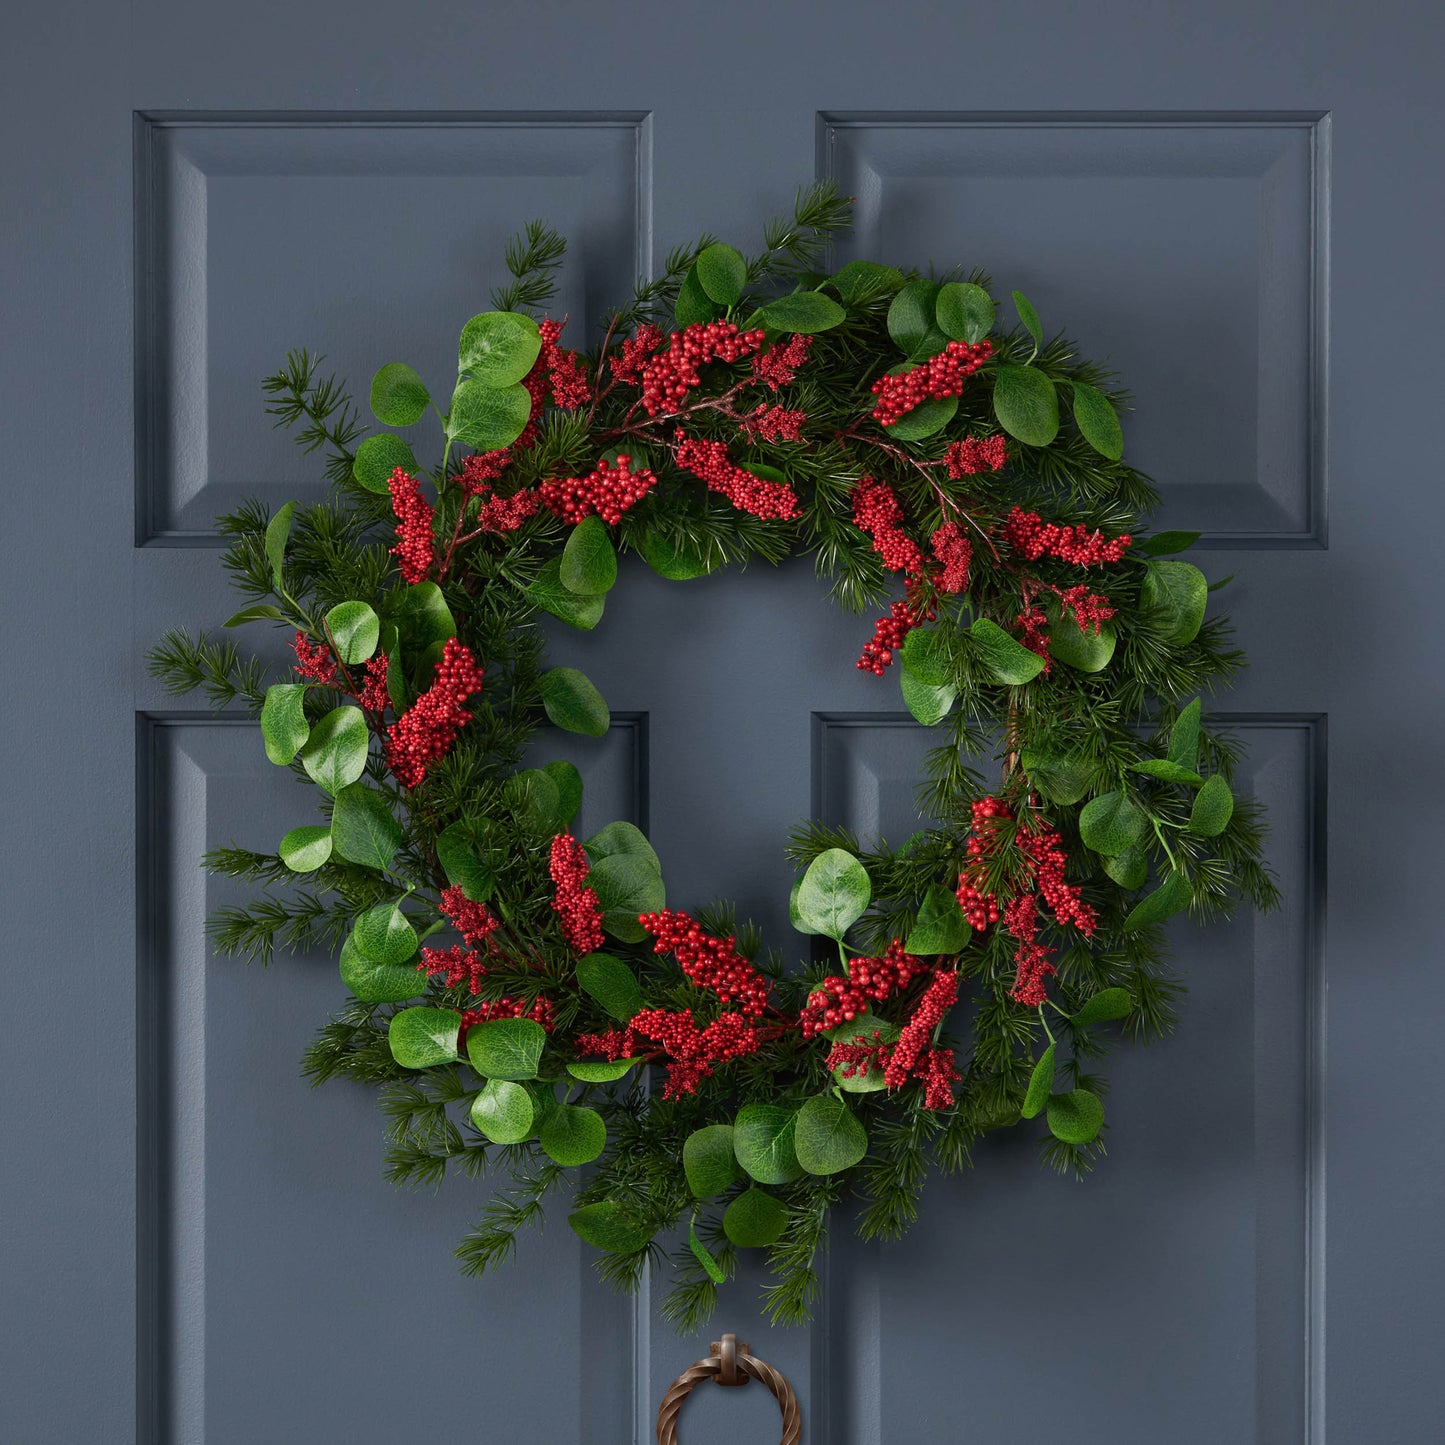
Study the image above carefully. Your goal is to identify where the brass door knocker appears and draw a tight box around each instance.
[656,1333,802,1444]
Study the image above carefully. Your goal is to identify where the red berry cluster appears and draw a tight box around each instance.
[1015,603,1052,671]
[356,654,390,712]
[740,403,806,443]
[457,450,539,533]
[825,1029,893,1080]
[1055,584,1116,636]
[1016,822,1097,937]
[1010,944,1056,1007]
[869,340,993,425]
[388,467,434,584]
[538,318,590,409]
[944,434,1008,477]
[852,477,924,574]
[440,884,501,949]
[917,1044,961,1110]
[548,833,605,955]
[459,995,556,1044]
[638,909,772,1015]
[884,969,959,1089]
[417,943,488,995]
[954,795,1013,928]
[609,322,663,383]
[751,333,813,391]
[383,638,485,789]
[458,449,512,494]
[856,599,925,675]
[536,454,658,525]
[293,631,338,685]
[638,321,765,416]
[929,521,972,595]
[631,1007,764,1099]
[1004,506,1131,565]
[799,938,930,1038]
[673,434,800,520]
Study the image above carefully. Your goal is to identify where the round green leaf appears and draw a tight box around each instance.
[1104,846,1149,890]
[525,557,605,630]
[567,1058,642,1083]
[279,824,332,872]
[584,820,661,871]
[723,1188,789,1249]
[1019,747,1093,807]
[794,1095,869,1176]
[992,364,1060,447]
[969,617,1047,685]
[470,1078,535,1144]
[265,502,296,590]
[674,266,719,329]
[905,885,971,955]
[1132,758,1206,786]
[1049,616,1116,673]
[539,1104,607,1166]
[1122,870,1193,931]
[1012,289,1043,347]
[330,783,403,872]
[684,1124,740,1198]
[757,291,846,334]
[1140,560,1209,646]
[503,768,565,837]
[435,820,492,901]
[788,876,819,936]
[388,1006,461,1068]
[353,902,418,965]
[466,1017,546,1080]
[261,682,310,766]
[1079,791,1148,856]
[1169,698,1203,771]
[446,378,531,451]
[688,1222,727,1284]
[641,531,718,580]
[900,670,957,727]
[1071,381,1124,460]
[577,953,644,1021]
[324,600,380,665]
[829,259,905,304]
[1071,988,1132,1027]
[886,280,938,354]
[1046,1088,1105,1145]
[370,362,429,427]
[1139,530,1202,557]
[796,848,871,941]
[588,854,666,943]
[695,242,747,307]
[568,1200,650,1254]
[539,667,610,737]
[391,580,456,650]
[298,705,369,797]
[543,760,583,828]
[560,515,617,596]
[339,934,422,1004]
[935,281,994,344]
[353,433,418,493]
[1021,1042,1056,1119]
[458,310,542,387]
[1189,774,1234,836]
[733,1103,803,1185]
[885,393,958,441]
[900,626,952,686]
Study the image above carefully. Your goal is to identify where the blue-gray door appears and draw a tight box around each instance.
[4,3,1440,1442]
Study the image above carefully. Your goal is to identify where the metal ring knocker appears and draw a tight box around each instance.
[656,1333,802,1444]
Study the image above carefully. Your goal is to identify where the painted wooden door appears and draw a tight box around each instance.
[4,3,1440,1441]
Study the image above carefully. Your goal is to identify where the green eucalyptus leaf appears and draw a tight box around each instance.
[279,824,332,872]
[1046,1088,1105,1144]
[470,1078,535,1144]
[458,310,542,386]
[829,1013,899,1093]
[796,848,871,941]
[539,667,610,737]
[391,580,456,650]
[568,1200,650,1254]
[504,769,564,837]
[885,393,958,440]
[674,266,718,329]
[794,1095,869,1176]
[905,885,971,955]
[224,603,288,628]
[1071,381,1124,460]
[324,601,380,665]
[339,934,423,1004]
[829,259,905,304]
[265,501,296,589]
[353,433,418,494]
[466,1017,546,1081]
[560,515,617,596]
[539,1104,607,1166]
[887,280,938,354]
[684,1124,740,1198]
[1104,846,1149,890]
[733,1103,803,1185]
[935,281,995,344]
[900,627,953,687]
[1138,530,1201,557]
[588,855,666,943]
[992,364,1060,447]
[788,877,818,937]
[583,821,661,871]
[1019,747,1093,807]
[1123,870,1193,931]
[1168,698,1203,771]
[576,953,644,1022]
[641,531,718,581]
[543,760,583,828]
[695,243,748,307]
[688,1222,727,1284]
[447,378,531,451]
[1071,988,1132,1027]
[261,682,310,765]
[370,362,429,427]
[1140,560,1209,646]
[1021,1042,1056,1119]
[1131,759,1206,786]
[1079,791,1148,856]
[353,901,417,965]
[723,1188,789,1249]
[436,821,492,901]
[566,1057,642,1083]
[1012,289,1043,347]
[1048,614,1116,673]
[298,706,369,797]
[969,617,1047,685]
[757,290,846,334]
[330,783,402,872]
[1189,774,1234,836]
[525,556,605,630]
[388,1006,461,1068]
[900,671,957,727]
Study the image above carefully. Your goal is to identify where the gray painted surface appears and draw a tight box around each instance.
[3,2,1442,1441]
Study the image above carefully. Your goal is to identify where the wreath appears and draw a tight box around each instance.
[152,183,1277,1327]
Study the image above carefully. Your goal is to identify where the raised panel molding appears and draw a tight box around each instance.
[134,112,652,544]
[136,713,649,1443]
[819,113,1329,547]
[808,712,1323,1444]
